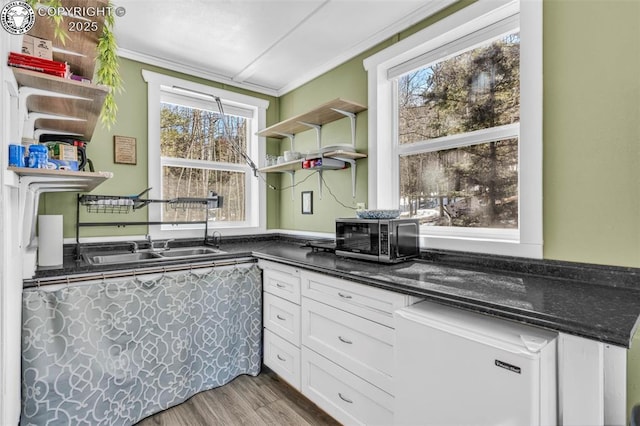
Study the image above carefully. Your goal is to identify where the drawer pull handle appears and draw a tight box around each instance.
[276,354,286,361]
[338,393,353,404]
[338,292,352,299]
[275,283,285,288]
[338,336,353,344]
[276,314,286,321]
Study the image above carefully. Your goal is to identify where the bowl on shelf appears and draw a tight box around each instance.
[356,209,401,219]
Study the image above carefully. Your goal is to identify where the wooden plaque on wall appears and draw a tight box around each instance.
[114,135,137,165]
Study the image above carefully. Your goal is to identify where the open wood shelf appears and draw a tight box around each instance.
[257,98,367,138]
[8,166,112,192]
[13,68,109,141]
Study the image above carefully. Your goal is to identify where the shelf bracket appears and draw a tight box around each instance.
[19,177,97,249]
[24,112,87,140]
[274,132,296,152]
[317,169,323,199]
[284,171,295,201]
[298,121,322,150]
[18,87,91,123]
[331,108,357,148]
[34,129,83,140]
[18,86,92,141]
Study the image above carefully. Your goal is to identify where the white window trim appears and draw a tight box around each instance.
[142,69,269,238]
[363,0,542,258]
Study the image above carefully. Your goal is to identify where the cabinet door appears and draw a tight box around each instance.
[302,297,394,394]
[263,292,301,347]
[301,347,393,426]
[264,329,301,391]
[301,270,420,327]
[261,262,301,304]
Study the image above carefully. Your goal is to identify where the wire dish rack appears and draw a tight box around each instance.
[79,195,223,214]
[80,195,144,214]
[78,188,224,214]
[75,189,225,259]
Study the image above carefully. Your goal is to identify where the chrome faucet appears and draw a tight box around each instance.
[206,230,222,248]
[129,241,139,253]
[145,234,174,252]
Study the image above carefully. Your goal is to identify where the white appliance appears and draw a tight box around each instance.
[394,301,557,426]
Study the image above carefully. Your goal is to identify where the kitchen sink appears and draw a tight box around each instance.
[82,246,226,265]
[161,247,225,257]
[84,251,164,265]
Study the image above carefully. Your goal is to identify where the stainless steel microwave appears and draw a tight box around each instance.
[335,218,420,263]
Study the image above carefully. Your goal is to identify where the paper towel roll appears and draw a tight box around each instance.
[38,215,63,267]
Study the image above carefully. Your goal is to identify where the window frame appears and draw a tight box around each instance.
[363,0,542,258]
[143,69,269,238]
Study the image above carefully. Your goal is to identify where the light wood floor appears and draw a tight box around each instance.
[136,368,341,426]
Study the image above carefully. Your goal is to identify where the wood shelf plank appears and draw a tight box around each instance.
[258,98,367,138]
[258,160,302,173]
[26,0,108,80]
[13,68,109,140]
[8,166,113,192]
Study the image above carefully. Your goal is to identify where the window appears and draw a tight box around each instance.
[364,0,542,258]
[143,70,269,237]
[397,31,520,230]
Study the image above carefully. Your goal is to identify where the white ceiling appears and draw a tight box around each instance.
[114,0,454,96]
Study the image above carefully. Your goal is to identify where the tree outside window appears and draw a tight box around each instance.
[397,32,520,229]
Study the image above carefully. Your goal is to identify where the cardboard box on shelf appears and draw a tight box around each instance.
[47,159,79,171]
[22,35,53,60]
[48,144,78,161]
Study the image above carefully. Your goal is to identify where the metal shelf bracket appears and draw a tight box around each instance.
[331,108,357,147]
[298,121,322,150]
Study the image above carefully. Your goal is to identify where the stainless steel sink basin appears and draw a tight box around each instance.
[84,251,163,265]
[160,247,226,257]
[82,246,226,265]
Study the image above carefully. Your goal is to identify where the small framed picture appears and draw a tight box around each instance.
[114,135,137,165]
[301,191,313,214]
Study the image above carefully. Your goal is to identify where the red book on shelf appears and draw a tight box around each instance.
[8,52,67,77]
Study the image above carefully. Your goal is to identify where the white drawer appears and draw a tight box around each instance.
[264,329,301,391]
[260,261,301,304]
[300,270,421,327]
[263,292,301,347]
[301,347,393,426]
[302,297,394,393]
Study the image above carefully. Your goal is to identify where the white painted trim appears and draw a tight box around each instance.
[142,69,267,239]
[558,334,605,425]
[123,1,457,97]
[363,0,543,259]
[604,345,627,426]
[398,124,519,156]
[276,0,458,96]
[121,48,279,97]
[1,31,25,426]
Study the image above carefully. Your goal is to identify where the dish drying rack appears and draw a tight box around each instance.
[75,188,224,257]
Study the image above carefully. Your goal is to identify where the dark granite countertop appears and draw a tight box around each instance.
[29,235,640,348]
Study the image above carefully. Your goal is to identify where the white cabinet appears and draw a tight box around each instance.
[264,292,301,347]
[259,260,302,390]
[299,269,422,425]
[262,262,301,304]
[301,269,420,328]
[302,297,395,393]
[302,346,394,426]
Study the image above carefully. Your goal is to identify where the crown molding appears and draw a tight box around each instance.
[276,0,458,96]
[117,48,279,97]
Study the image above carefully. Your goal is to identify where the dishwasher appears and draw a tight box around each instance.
[394,301,557,426]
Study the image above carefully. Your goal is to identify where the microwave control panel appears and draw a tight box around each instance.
[379,223,389,255]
